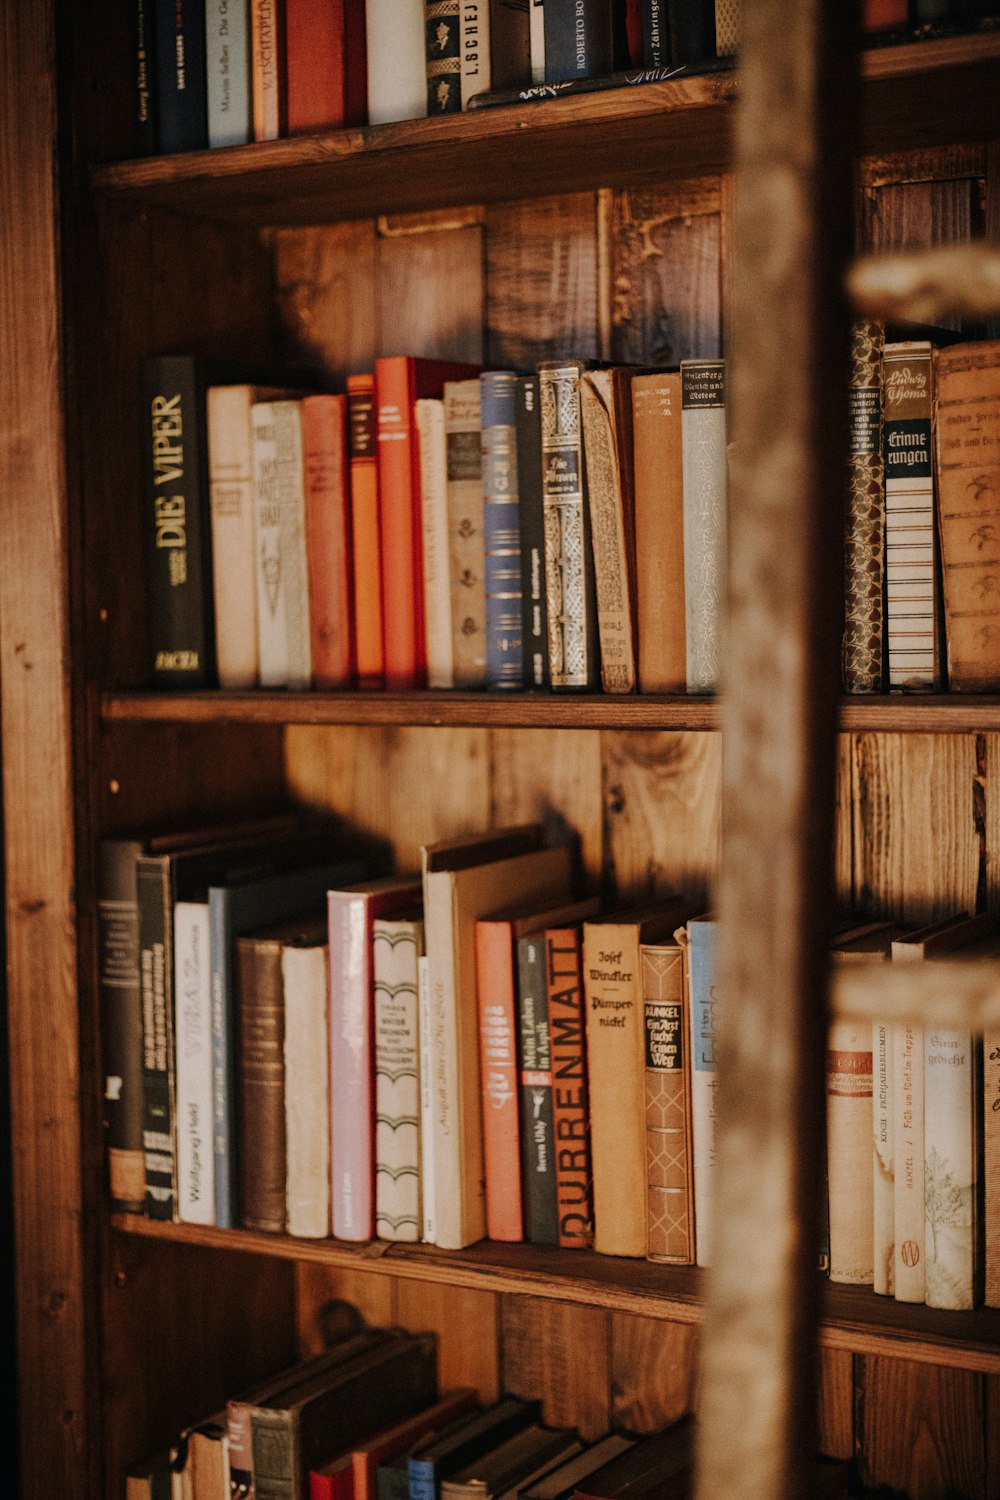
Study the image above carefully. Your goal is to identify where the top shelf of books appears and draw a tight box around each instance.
[90,34,1000,227]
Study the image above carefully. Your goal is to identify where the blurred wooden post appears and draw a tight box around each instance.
[694,2,858,1497]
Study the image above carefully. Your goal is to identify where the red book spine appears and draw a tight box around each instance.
[347,375,384,685]
[375,358,424,690]
[302,394,354,688]
[310,1464,355,1500]
[286,0,347,134]
[546,927,593,1249]
[863,0,907,27]
[476,919,524,1241]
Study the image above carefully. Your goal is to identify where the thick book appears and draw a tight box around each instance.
[444,378,487,688]
[442,1424,582,1500]
[642,937,696,1264]
[545,920,599,1248]
[348,375,385,686]
[153,0,208,152]
[367,0,428,124]
[408,1399,542,1500]
[375,356,481,689]
[518,1436,637,1500]
[515,375,549,690]
[543,0,614,81]
[685,914,716,1267]
[251,0,287,140]
[843,319,887,694]
[329,874,423,1242]
[206,0,251,147]
[668,0,716,64]
[580,366,639,693]
[481,371,523,689]
[253,398,313,689]
[516,930,558,1245]
[130,0,158,157]
[98,836,149,1214]
[538,360,599,690]
[583,899,695,1258]
[425,0,492,114]
[302,394,354,690]
[570,1419,694,1500]
[680,358,727,695]
[374,912,425,1242]
[287,0,367,134]
[415,397,454,689]
[421,826,569,1248]
[935,339,1000,690]
[632,370,685,694]
[283,924,331,1238]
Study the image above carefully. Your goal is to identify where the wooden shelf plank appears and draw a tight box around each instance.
[109,1215,1000,1374]
[89,35,1000,225]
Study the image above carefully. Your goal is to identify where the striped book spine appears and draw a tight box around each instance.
[481,371,523,689]
[883,341,941,691]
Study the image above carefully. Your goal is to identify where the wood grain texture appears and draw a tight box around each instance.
[501,1297,610,1440]
[857,1357,987,1498]
[816,1349,855,1462]
[857,143,985,192]
[294,1263,396,1356]
[610,1313,697,1434]
[485,194,600,368]
[987,1374,1000,1500]
[489,729,604,892]
[273,220,378,378]
[395,1280,500,1401]
[377,221,484,364]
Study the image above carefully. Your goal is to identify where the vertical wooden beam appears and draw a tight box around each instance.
[694,2,857,1498]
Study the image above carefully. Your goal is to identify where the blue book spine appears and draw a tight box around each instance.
[687,917,718,1268]
[154,0,209,153]
[542,0,613,82]
[481,372,523,690]
[205,0,251,148]
[407,1457,437,1500]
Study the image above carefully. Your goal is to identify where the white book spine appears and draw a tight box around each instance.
[680,360,727,694]
[253,400,312,689]
[366,0,428,124]
[461,0,491,105]
[687,921,717,1269]
[827,1018,875,1284]
[374,919,424,1242]
[924,1027,978,1309]
[893,1021,925,1302]
[418,954,437,1243]
[416,398,454,689]
[206,0,251,148]
[873,1020,895,1296]
[283,943,331,1239]
[529,0,545,81]
[209,386,259,689]
[174,900,214,1226]
[423,873,469,1249]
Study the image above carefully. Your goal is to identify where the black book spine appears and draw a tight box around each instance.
[153,0,209,152]
[426,1,462,114]
[543,0,615,81]
[517,934,559,1245]
[640,0,671,65]
[142,355,216,687]
[136,855,177,1220]
[465,58,731,110]
[667,0,716,65]
[98,839,147,1213]
[516,376,549,689]
[132,0,159,156]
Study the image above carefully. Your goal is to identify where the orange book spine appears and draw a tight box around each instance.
[347,375,384,685]
[476,918,524,1241]
[546,926,593,1249]
[632,371,685,693]
[375,357,425,689]
[302,395,353,689]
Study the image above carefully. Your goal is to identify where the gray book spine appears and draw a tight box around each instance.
[680,359,727,694]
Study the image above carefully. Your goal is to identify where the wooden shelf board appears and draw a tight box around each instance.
[89,35,1000,225]
[110,1215,1000,1373]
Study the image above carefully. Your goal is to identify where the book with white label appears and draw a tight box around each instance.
[174,898,214,1225]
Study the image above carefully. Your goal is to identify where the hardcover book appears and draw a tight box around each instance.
[415,397,454,689]
[374,912,425,1242]
[408,1399,541,1500]
[174,897,214,1224]
[441,1424,582,1500]
[130,0,157,156]
[206,0,251,147]
[843,320,886,694]
[98,836,151,1214]
[425,0,492,114]
[570,1419,694,1500]
[171,1410,230,1500]
[287,0,367,134]
[519,1437,637,1500]
[153,0,208,152]
[283,924,332,1239]
[517,930,558,1245]
[302,394,353,690]
[444,378,487,688]
[872,1018,894,1296]
[632,369,685,694]
[347,374,385,686]
[253,398,313,689]
[680,358,727,695]
[516,375,549,689]
[668,0,717,63]
[545,919,600,1248]
[367,0,428,123]
[580,367,639,693]
[640,0,670,66]
[312,1390,479,1500]
[251,0,287,140]
[642,937,696,1264]
[543,0,614,81]
[539,360,598,690]
[481,370,523,689]
[685,913,717,1267]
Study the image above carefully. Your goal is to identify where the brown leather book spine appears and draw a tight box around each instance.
[237,934,287,1233]
[632,371,685,693]
[546,927,593,1248]
[843,319,886,693]
[642,942,695,1264]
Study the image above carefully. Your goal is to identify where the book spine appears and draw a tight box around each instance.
[462,0,492,103]
[642,944,695,1264]
[367,0,428,123]
[283,942,332,1239]
[143,355,215,686]
[228,1399,255,1500]
[287,0,346,134]
[137,856,177,1220]
[827,1020,875,1284]
[210,889,237,1228]
[517,932,559,1244]
[445,379,487,688]
[490,0,531,89]
[985,1027,1000,1307]
[466,59,727,109]
[640,0,671,65]
[415,397,454,689]
[254,399,313,689]
[418,953,437,1242]
[250,0,286,140]
[893,1021,925,1302]
[208,385,260,689]
[688,919,718,1268]
[516,375,549,690]
[329,892,377,1241]
[580,369,637,694]
[680,358,727,695]
[883,343,941,691]
[539,361,598,689]
[481,371,523,689]
[174,899,214,1225]
[425,1,461,113]
[714,0,739,55]
[632,371,685,693]
[344,0,369,124]
[206,0,252,147]
[872,1021,895,1295]
[348,376,385,686]
[543,0,614,81]
[153,0,209,151]
[529,0,545,80]
[374,918,424,1242]
[131,0,158,155]
[668,0,716,63]
[98,839,147,1213]
[252,1407,298,1500]
[924,1026,979,1309]
[377,357,426,689]
[843,319,886,693]
[477,922,524,1241]
[302,395,353,690]
[238,937,287,1232]
[863,0,908,26]
[546,927,593,1249]
[408,1457,437,1500]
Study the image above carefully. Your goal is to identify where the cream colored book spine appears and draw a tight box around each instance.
[416,397,454,689]
[252,399,312,690]
[282,939,330,1239]
[892,1019,925,1302]
[444,379,486,688]
[872,1020,894,1296]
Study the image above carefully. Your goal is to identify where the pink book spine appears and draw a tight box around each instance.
[329,891,376,1240]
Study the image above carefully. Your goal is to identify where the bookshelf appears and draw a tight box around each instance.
[3,5,1000,1500]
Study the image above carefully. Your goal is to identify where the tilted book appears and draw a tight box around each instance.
[415,397,454,689]
[347,375,385,686]
[632,370,685,694]
[481,371,523,689]
[348,1390,479,1500]
[580,367,639,693]
[490,0,532,92]
[519,1436,637,1500]
[642,938,696,1265]
[373,913,425,1242]
[302,394,353,690]
[543,0,613,81]
[408,1400,541,1500]
[516,375,549,689]
[843,320,886,693]
[206,0,251,147]
[283,925,331,1239]
[418,953,438,1242]
[367,0,428,124]
[253,398,312,689]
[441,1424,582,1500]
[539,360,598,690]
[571,1420,694,1500]
[425,0,492,115]
[444,378,487,688]
[680,358,727,695]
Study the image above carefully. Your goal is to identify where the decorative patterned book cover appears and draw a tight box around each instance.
[517,932,558,1245]
[516,375,549,689]
[883,341,941,691]
[843,319,886,693]
[642,941,695,1265]
[580,367,638,693]
[367,0,428,123]
[543,0,614,81]
[347,375,385,686]
[302,394,353,690]
[416,397,454,689]
[714,0,739,55]
[444,378,487,688]
[924,1025,980,1310]
[632,370,686,694]
[250,0,286,141]
[680,359,727,695]
[546,925,594,1249]
[872,1020,894,1296]
[282,927,331,1239]
[539,360,598,690]
[174,898,214,1225]
[253,399,312,689]
[206,0,251,147]
[154,0,208,151]
[481,371,523,689]
[373,914,425,1243]
[425,1,462,114]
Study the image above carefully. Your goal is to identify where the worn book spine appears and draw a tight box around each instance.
[714,0,739,54]
[143,355,215,687]
[477,919,525,1241]
[924,1026,980,1309]
[517,932,559,1244]
[208,383,269,689]
[425,1,461,114]
[153,0,208,151]
[98,838,147,1213]
[481,371,523,689]
[827,1020,875,1284]
[580,368,638,693]
[250,0,286,140]
[132,0,158,155]
[418,953,437,1242]
[253,399,313,690]
[206,0,251,147]
[374,918,424,1242]
[543,0,614,80]
[416,397,454,689]
[174,899,214,1225]
[640,0,671,64]
[872,1021,895,1295]
[546,927,593,1249]
[444,378,487,687]
[237,933,287,1233]
[883,341,941,691]
[843,319,886,693]
[985,1026,1000,1307]
[632,370,685,694]
[539,360,598,690]
[680,359,727,695]
[516,375,549,689]
[668,0,716,63]
[687,917,717,1267]
[367,0,428,123]
[302,394,353,689]
[893,1020,925,1302]
[642,942,695,1264]
[348,375,385,686]
[283,940,331,1239]
[137,855,178,1220]
[934,339,1000,690]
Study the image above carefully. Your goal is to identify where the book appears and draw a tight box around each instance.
[640,0,670,66]
[680,357,727,695]
[668,0,716,64]
[126,1448,175,1500]
[935,339,1000,690]
[347,374,385,686]
[98,836,150,1214]
[631,370,685,694]
[171,1410,230,1500]
[251,0,286,140]
[329,875,423,1242]
[408,1399,542,1500]
[206,0,251,148]
[516,929,558,1245]
[872,1017,894,1296]
[174,896,215,1223]
[375,356,481,689]
[481,370,523,690]
[286,0,367,135]
[441,1424,582,1500]
[367,0,428,124]
[425,0,492,114]
[347,1390,479,1500]
[302,394,353,690]
[538,360,598,690]
[985,988,1000,1308]
[543,0,614,82]
[843,319,887,694]
[415,397,454,689]
[465,57,732,109]
[714,0,739,55]
[253,398,313,689]
[153,0,208,152]
[444,378,487,688]
[417,953,437,1242]
[642,936,696,1264]
[545,920,598,1248]
[283,923,332,1238]
[130,0,158,157]
[685,914,716,1267]
[515,375,549,690]
[580,366,639,693]
[489,0,532,92]
[373,913,426,1242]
[518,1436,637,1500]
[583,899,695,1258]
[570,1419,694,1500]
[421,826,570,1248]
[529,0,545,81]
[892,1010,924,1303]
